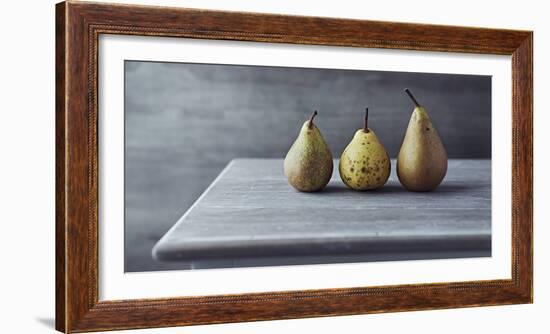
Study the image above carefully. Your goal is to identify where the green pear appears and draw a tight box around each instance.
[339,108,390,190]
[284,111,333,192]
[397,89,447,191]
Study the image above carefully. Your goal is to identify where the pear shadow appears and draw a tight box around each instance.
[432,183,483,193]
[320,183,406,194]
[384,183,483,194]
[320,182,481,195]
[294,179,483,195]
[368,183,406,194]
[320,185,353,194]
[35,317,55,329]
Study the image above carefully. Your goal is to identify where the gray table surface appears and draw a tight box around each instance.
[152,159,491,269]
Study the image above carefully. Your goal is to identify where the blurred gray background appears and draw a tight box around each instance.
[124,60,491,272]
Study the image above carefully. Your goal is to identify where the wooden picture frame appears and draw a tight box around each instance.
[56,1,533,332]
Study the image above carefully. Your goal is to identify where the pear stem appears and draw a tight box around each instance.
[363,107,369,133]
[308,110,318,129]
[404,88,421,107]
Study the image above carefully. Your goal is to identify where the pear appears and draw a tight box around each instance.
[284,111,333,192]
[397,89,447,191]
[339,108,390,190]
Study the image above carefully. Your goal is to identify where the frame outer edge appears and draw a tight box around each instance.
[55,2,68,332]
[57,1,96,332]
[510,32,532,302]
[515,32,534,302]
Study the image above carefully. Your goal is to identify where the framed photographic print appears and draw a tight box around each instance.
[56,1,533,332]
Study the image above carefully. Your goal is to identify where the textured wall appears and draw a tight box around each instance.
[124,60,491,272]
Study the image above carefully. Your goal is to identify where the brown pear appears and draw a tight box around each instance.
[397,89,447,191]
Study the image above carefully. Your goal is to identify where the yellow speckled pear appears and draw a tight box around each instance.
[284,111,333,192]
[397,89,448,191]
[339,108,391,190]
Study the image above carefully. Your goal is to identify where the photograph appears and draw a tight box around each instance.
[124,60,492,272]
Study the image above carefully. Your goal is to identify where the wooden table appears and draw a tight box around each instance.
[153,159,491,269]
